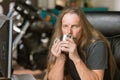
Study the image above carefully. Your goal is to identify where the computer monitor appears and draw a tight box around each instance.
[0,14,12,78]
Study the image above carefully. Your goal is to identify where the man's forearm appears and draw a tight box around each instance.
[73,58,104,80]
[48,57,65,80]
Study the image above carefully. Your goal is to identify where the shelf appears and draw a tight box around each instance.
[82,7,109,12]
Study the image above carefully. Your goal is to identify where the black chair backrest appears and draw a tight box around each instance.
[85,11,120,70]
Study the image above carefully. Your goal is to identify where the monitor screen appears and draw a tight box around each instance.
[0,14,12,78]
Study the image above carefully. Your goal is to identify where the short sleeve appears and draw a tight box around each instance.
[86,40,108,70]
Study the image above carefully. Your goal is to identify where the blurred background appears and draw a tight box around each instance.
[0,0,120,79]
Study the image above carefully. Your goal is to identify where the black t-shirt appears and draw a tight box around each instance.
[66,40,108,80]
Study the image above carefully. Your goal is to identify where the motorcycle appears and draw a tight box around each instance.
[9,1,53,73]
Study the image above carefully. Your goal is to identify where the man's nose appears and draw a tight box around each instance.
[68,27,72,34]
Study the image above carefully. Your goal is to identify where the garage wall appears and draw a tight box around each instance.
[91,0,120,11]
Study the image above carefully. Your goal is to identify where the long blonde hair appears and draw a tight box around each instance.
[46,7,117,80]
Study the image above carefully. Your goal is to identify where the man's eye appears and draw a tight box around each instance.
[72,25,78,28]
[62,25,68,27]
